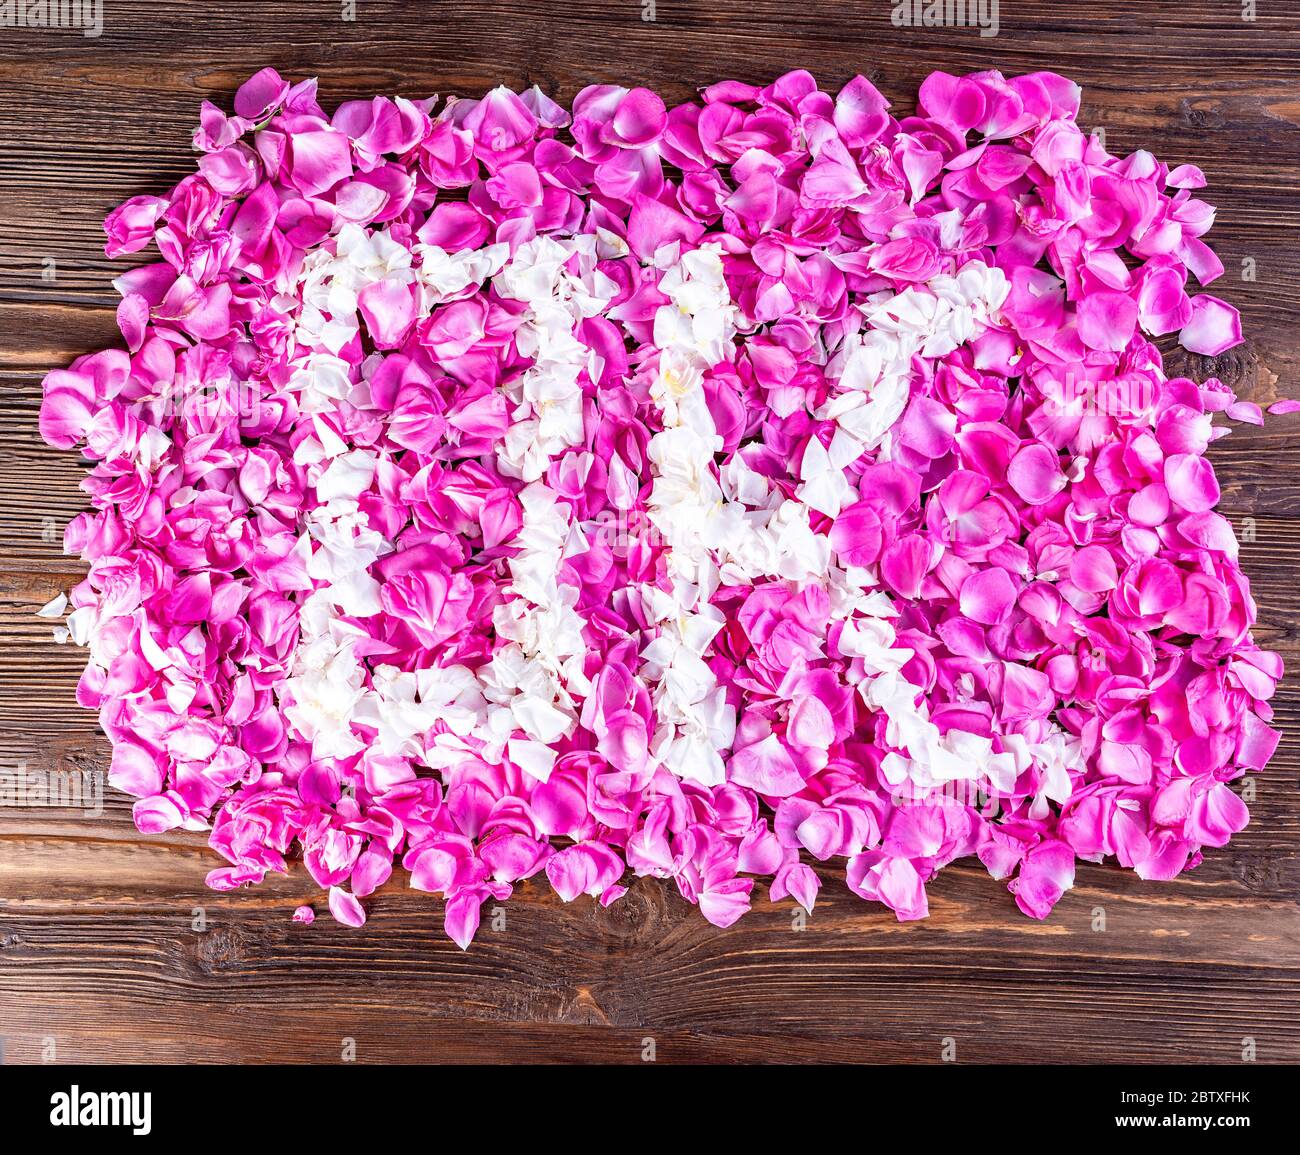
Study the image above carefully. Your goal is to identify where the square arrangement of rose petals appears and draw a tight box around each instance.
[37,67,1283,948]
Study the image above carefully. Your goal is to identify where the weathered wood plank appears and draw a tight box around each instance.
[1,855,1298,1063]
[0,0,1297,1066]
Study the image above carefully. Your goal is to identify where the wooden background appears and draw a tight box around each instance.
[1,0,1298,1065]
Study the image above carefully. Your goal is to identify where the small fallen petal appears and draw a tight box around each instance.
[1179,295,1243,356]
[1226,401,1264,425]
[36,593,67,618]
[328,887,366,928]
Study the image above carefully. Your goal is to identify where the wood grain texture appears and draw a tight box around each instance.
[1,0,1299,1066]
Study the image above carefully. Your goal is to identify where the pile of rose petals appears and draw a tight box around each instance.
[38,67,1284,947]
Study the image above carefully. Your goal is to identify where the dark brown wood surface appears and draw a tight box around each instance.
[1,0,1298,1065]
